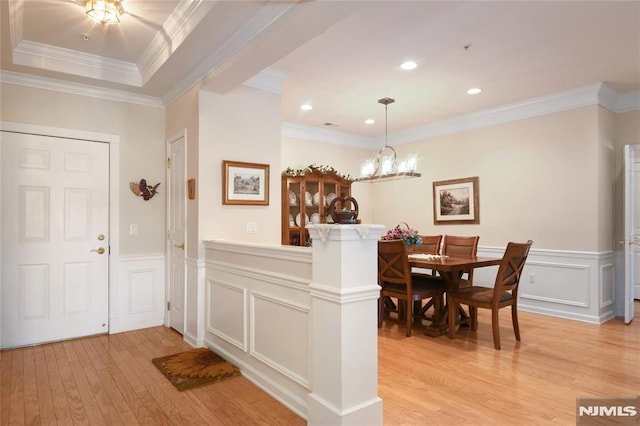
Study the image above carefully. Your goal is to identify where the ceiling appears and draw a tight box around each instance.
[2,0,639,141]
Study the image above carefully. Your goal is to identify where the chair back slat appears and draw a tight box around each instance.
[493,240,533,300]
[442,235,479,257]
[414,235,442,255]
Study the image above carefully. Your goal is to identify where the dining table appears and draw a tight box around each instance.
[408,253,502,337]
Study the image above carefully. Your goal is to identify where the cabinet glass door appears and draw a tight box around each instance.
[287,180,302,245]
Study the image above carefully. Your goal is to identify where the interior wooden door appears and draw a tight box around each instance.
[167,133,186,334]
[1,131,109,348]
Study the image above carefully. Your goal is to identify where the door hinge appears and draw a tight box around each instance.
[167,301,171,311]
[167,157,171,169]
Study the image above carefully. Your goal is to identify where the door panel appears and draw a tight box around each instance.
[623,145,637,324]
[1,131,109,348]
[168,134,186,334]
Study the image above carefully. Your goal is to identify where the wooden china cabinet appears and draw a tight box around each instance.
[281,168,352,246]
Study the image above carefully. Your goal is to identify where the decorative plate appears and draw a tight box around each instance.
[310,213,320,224]
[305,191,312,206]
[313,192,321,206]
[289,190,297,205]
[289,214,295,226]
[295,213,309,227]
[326,192,337,207]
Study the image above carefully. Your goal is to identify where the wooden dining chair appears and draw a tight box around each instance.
[378,240,444,337]
[413,235,442,255]
[442,235,480,287]
[411,235,444,321]
[447,240,533,349]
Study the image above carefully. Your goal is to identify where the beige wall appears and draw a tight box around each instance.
[198,86,282,246]
[283,106,627,252]
[0,83,166,255]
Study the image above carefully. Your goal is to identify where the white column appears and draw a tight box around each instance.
[306,224,384,426]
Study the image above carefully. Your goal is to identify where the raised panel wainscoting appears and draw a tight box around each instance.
[473,247,615,324]
[110,254,166,333]
[203,242,313,418]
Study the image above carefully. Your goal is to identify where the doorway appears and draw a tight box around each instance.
[167,130,186,334]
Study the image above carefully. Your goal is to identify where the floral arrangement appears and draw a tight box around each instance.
[283,164,353,181]
[380,223,422,246]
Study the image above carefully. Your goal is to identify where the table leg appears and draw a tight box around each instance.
[423,270,462,337]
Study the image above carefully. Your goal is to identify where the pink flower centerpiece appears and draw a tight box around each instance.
[380,223,422,246]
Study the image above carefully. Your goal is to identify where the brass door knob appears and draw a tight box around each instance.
[91,247,105,255]
[175,243,185,249]
[97,234,105,241]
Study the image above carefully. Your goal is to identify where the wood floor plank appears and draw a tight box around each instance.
[22,347,41,425]
[0,349,12,426]
[42,344,71,422]
[33,345,56,425]
[8,348,24,425]
[53,343,93,425]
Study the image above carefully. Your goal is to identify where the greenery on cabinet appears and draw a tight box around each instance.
[281,165,352,246]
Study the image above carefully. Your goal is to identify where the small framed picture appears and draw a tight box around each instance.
[222,160,270,206]
[433,176,479,225]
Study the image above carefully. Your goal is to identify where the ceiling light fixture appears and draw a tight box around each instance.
[300,103,313,111]
[85,0,124,24]
[400,61,417,70]
[354,97,421,183]
[467,87,482,95]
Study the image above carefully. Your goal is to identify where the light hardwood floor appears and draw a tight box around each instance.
[2,302,638,425]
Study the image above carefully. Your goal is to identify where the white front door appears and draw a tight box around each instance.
[167,133,186,334]
[1,132,109,348]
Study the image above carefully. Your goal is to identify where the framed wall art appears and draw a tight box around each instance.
[222,160,270,206]
[433,176,479,225]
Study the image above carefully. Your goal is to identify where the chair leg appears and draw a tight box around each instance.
[405,299,413,337]
[511,304,521,341]
[491,308,501,350]
[470,306,478,331]
[378,296,384,328]
[448,297,456,339]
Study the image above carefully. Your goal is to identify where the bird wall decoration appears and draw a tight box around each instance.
[130,179,160,201]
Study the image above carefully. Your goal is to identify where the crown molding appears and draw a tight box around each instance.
[137,0,216,85]
[0,70,163,108]
[12,40,142,87]
[162,2,296,106]
[616,90,640,113]
[288,83,640,149]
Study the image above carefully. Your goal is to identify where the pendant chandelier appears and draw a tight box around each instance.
[354,97,421,183]
[85,0,124,24]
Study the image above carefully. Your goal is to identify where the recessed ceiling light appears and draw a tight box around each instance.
[467,87,482,95]
[400,61,417,70]
[364,119,375,124]
[300,103,312,111]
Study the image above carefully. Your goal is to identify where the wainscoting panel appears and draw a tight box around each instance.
[110,254,165,333]
[251,291,310,387]
[476,247,615,323]
[207,279,247,351]
[203,240,312,418]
